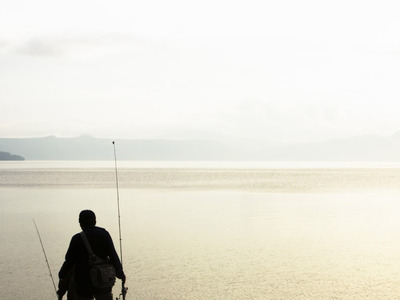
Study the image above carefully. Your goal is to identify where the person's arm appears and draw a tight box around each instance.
[105,231,125,281]
[57,267,73,299]
[59,236,77,278]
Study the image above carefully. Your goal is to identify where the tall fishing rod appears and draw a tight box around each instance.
[33,219,58,299]
[113,141,128,300]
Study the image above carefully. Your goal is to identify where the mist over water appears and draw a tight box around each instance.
[2,161,400,299]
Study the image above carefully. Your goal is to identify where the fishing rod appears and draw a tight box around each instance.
[33,219,58,299]
[113,141,128,300]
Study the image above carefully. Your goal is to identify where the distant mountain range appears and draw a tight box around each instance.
[1,133,400,161]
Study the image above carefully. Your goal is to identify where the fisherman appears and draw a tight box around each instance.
[58,210,126,300]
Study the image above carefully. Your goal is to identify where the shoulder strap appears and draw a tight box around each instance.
[80,231,94,255]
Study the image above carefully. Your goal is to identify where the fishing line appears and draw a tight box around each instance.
[33,219,58,298]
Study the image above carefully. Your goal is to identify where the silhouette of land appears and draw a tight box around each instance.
[0,151,25,161]
[1,133,400,161]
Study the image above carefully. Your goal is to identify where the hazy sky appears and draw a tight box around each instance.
[2,0,400,143]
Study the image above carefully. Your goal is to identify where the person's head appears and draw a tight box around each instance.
[79,210,96,229]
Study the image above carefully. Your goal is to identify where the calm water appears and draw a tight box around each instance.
[2,161,400,299]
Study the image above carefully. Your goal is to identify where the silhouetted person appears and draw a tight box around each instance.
[58,210,125,300]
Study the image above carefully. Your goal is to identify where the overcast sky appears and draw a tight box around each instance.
[1,0,400,143]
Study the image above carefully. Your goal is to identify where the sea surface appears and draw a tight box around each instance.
[2,161,400,299]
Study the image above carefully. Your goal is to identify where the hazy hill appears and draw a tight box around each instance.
[1,133,400,161]
[0,151,25,161]
[258,134,400,161]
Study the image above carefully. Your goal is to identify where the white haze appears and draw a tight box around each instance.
[1,0,400,143]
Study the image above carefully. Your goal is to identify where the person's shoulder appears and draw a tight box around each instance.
[72,231,82,238]
[94,226,107,231]
[93,226,111,235]
[70,231,84,243]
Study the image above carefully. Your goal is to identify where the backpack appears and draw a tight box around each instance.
[80,231,116,289]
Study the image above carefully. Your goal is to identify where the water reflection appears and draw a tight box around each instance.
[2,187,400,299]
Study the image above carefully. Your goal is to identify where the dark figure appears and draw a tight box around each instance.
[58,210,126,300]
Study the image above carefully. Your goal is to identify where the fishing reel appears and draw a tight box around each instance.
[116,286,128,300]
